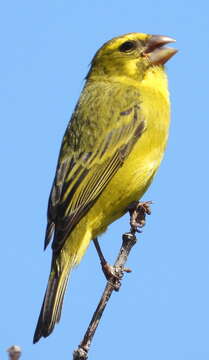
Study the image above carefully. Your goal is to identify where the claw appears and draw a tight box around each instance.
[102,263,120,281]
[101,263,132,291]
[128,201,153,233]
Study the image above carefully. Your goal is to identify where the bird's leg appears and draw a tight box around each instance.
[127,200,152,233]
[93,238,131,290]
[93,238,119,281]
[93,201,151,289]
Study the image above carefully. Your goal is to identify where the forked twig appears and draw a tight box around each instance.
[73,201,152,360]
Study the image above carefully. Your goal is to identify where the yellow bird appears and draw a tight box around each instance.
[33,32,177,343]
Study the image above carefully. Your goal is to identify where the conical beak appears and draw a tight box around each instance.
[143,35,178,65]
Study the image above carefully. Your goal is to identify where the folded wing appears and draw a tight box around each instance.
[44,85,145,253]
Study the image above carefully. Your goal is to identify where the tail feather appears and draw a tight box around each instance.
[33,259,71,343]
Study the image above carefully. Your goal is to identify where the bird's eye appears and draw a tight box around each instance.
[119,41,136,52]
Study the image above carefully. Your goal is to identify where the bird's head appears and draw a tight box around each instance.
[87,33,177,81]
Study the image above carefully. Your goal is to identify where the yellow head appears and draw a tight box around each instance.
[87,32,177,81]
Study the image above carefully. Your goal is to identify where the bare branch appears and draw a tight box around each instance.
[73,201,151,360]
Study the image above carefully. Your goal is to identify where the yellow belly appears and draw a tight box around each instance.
[62,83,170,266]
[89,128,166,238]
[88,82,170,237]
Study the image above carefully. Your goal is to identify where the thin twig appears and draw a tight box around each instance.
[7,346,22,360]
[73,201,151,360]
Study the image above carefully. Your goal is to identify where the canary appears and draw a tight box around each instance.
[33,33,177,343]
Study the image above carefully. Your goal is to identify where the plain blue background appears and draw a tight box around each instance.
[1,0,208,359]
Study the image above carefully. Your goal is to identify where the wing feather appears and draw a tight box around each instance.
[45,84,145,253]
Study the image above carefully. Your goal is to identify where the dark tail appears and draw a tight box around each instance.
[33,259,70,343]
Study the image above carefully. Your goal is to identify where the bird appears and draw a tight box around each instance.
[33,32,177,343]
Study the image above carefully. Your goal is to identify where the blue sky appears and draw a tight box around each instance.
[1,0,209,359]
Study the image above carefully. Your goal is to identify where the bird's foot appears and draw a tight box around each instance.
[102,262,132,291]
[127,200,152,233]
[93,237,132,290]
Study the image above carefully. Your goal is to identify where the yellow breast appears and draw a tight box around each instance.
[87,67,170,236]
[63,66,171,264]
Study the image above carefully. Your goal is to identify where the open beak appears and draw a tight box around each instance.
[143,35,178,65]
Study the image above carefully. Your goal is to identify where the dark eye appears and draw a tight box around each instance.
[119,41,136,52]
